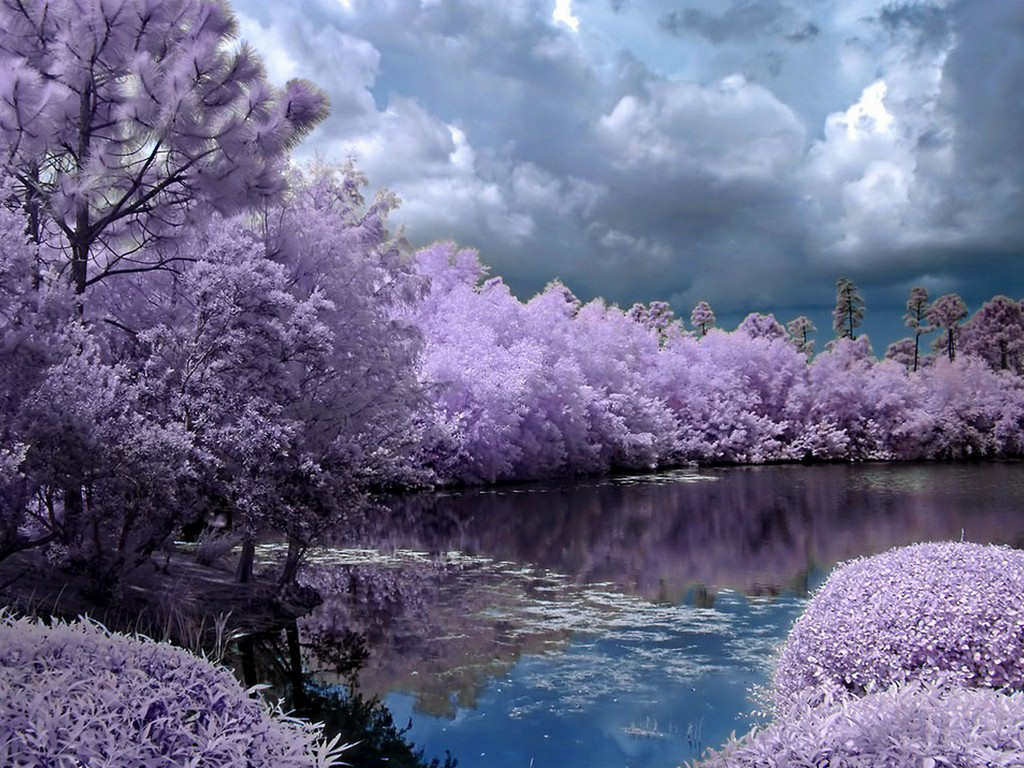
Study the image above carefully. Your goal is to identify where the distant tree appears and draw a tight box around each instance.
[960,296,1024,374]
[786,315,816,356]
[690,301,716,337]
[927,293,968,362]
[903,286,933,372]
[738,312,786,341]
[884,337,916,371]
[0,0,327,300]
[832,278,864,340]
[628,300,678,344]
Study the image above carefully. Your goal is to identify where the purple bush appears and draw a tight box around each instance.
[694,678,1024,768]
[773,542,1024,714]
[0,611,348,767]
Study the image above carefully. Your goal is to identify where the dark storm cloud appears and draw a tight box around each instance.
[659,3,786,43]
[658,1,818,46]
[785,20,819,42]
[232,0,1024,349]
[879,2,950,50]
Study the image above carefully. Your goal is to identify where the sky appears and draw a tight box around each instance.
[233,0,1024,353]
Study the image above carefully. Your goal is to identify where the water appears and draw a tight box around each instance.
[291,463,1024,768]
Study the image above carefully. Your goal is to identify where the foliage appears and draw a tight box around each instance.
[884,337,916,370]
[693,678,1024,768]
[904,286,933,372]
[772,542,1024,715]
[0,0,327,297]
[785,315,815,356]
[0,610,348,767]
[927,293,969,362]
[961,295,1024,374]
[690,300,716,336]
[832,277,864,340]
[736,312,785,341]
[304,682,457,768]
[409,248,1024,479]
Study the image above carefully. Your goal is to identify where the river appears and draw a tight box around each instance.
[268,463,1024,768]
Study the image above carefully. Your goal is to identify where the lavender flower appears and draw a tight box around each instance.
[773,542,1024,714]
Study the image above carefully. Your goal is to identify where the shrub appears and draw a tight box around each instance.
[0,611,348,767]
[693,679,1024,768]
[773,541,1024,713]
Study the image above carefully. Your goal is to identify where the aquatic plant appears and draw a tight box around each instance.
[773,541,1024,713]
[0,611,348,767]
[694,678,1024,768]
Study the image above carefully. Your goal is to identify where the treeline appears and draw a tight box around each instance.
[408,245,1024,483]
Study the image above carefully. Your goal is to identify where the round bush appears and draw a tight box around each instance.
[773,541,1024,712]
[0,612,347,767]
[695,679,1024,768]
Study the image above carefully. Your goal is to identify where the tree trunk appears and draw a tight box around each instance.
[235,535,255,583]
[62,484,83,546]
[285,621,307,710]
[912,332,920,373]
[278,536,304,586]
[239,636,258,689]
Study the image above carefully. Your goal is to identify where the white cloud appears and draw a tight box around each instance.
[552,0,579,32]
[597,74,806,181]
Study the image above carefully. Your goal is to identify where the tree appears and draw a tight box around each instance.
[884,337,916,371]
[738,312,786,341]
[690,301,716,337]
[927,293,968,362]
[628,300,679,344]
[785,315,816,356]
[138,164,428,585]
[0,0,327,301]
[832,278,864,340]
[960,296,1024,374]
[903,286,933,372]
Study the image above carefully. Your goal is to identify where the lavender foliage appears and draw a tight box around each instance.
[0,611,348,767]
[695,678,1024,768]
[773,542,1024,714]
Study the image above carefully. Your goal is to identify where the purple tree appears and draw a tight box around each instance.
[628,300,680,344]
[785,315,816,356]
[903,286,933,372]
[927,293,968,362]
[832,277,864,340]
[0,0,327,300]
[737,312,786,341]
[961,295,1024,374]
[690,300,716,337]
[884,337,916,371]
[138,164,427,584]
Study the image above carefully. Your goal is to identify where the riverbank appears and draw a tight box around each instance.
[0,545,314,650]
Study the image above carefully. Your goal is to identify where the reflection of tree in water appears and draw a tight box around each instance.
[297,555,574,718]
[294,465,1024,729]
[359,464,1024,601]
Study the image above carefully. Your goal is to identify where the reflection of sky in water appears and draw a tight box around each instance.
[384,589,805,768]
[291,464,1024,768]
[288,543,808,768]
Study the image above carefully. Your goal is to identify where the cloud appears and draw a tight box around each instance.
[596,74,806,181]
[229,0,1024,348]
[658,1,819,46]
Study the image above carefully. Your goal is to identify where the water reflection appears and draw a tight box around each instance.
[286,463,1024,768]
[357,463,1024,600]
